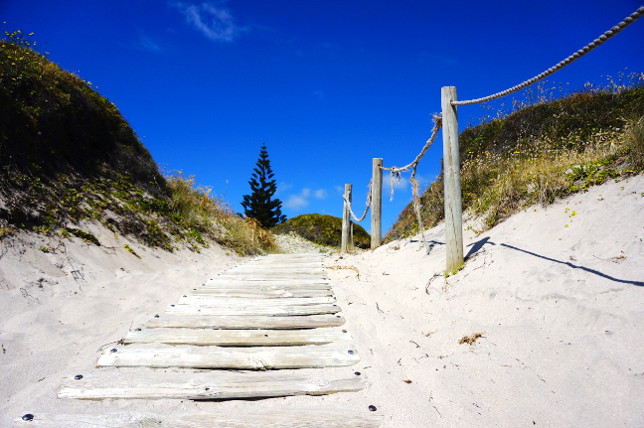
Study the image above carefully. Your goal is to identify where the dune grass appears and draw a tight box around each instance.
[0,29,275,255]
[386,81,644,241]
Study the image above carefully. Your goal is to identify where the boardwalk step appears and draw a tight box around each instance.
[97,343,360,369]
[212,275,328,282]
[165,303,341,316]
[143,314,346,330]
[188,288,333,298]
[14,409,383,427]
[177,295,336,306]
[58,369,365,400]
[124,327,351,346]
[200,281,331,289]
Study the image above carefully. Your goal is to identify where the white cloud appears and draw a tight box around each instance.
[285,194,309,210]
[137,34,162,52]
[276,182,293,196]
[313,189,327,199]
[284,188,327,211]
[171,1,244,42]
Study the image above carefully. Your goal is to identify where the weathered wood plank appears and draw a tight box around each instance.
[143,314,346,329]
[58,369,364,400]
[214,275,329,281]
[124,327,351,346]
[14,409,383,427]
[227,268,325,274]
[233,263,323,268]
[189,288,333,298]
[96,343,360,369]
[201,281,331,289]
[165,304,341,316]
[205,275,329,285]
[177,295,336,306]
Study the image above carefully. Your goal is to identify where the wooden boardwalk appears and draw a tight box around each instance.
[52,254,382,427]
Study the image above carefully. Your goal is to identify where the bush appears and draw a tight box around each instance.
[274,214,370,249]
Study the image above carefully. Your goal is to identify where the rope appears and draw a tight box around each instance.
[343,180,373,222]
[381,114,443,254]
[453,6,644,106]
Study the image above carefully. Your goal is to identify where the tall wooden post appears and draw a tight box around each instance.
[441,86,464,272]
[371,158,383,248]
[341,183,352,253]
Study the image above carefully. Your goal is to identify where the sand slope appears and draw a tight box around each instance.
[1,176,642,427]
[326,175,643,427]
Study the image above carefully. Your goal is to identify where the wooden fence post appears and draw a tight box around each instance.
[441,86,464,272]
[371,158,383,248]
[341,183,352,253]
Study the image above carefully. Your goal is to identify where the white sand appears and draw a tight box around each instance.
[1,176,643,427]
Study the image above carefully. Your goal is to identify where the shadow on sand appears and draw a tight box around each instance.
[465,237,643,287]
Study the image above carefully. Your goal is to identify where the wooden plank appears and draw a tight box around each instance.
[123,327,351,346]
[215,275,329,281]
[239,267,325,271]
[58,369,364,400]
[143,314,346,330]
[177,295,336,306]
[96,343,360,369]
[189,288,333,298]
[165,304,341,316]
[201,281,331,289]
[14,409,383,427]
[206,277,329,285]
[234,263,323,268]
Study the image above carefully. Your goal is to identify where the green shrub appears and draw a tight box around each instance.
[274,214,370,249]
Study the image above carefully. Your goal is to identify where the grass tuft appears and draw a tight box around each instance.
[387,83,644,241]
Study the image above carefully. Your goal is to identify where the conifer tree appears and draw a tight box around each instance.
[241,145,286,228]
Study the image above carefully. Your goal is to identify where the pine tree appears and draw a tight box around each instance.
[241,145,286,228]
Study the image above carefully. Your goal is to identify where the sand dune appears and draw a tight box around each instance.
[1,176,642,427]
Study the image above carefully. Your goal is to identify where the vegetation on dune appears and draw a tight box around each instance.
[0,29,275,255]
[386,77,644,241]
[273,213,371,249]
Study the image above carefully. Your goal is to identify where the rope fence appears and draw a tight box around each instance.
[453,6,644,106]
[343,180,373,222]
[340,6,643,266]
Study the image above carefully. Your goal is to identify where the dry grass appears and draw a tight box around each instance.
[459,332,484,345]
[166,173,276,255]
[386,85,644,241]
[462,129,629,229]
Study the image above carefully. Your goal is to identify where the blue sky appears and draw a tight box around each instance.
[2,1,643,234]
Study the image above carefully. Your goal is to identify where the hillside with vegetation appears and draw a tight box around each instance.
[0,31,274,254]
[386,81,644,241]
[274,213,371,249]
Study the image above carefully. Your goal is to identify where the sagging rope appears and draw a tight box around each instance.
[453,6,644,106]
[381,115,443,253]
[343,180,373,222]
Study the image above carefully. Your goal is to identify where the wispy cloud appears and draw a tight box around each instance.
[171,1,245,42]
[284,188,327,211]
[136,34,162,53]
[313,189,327,199]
